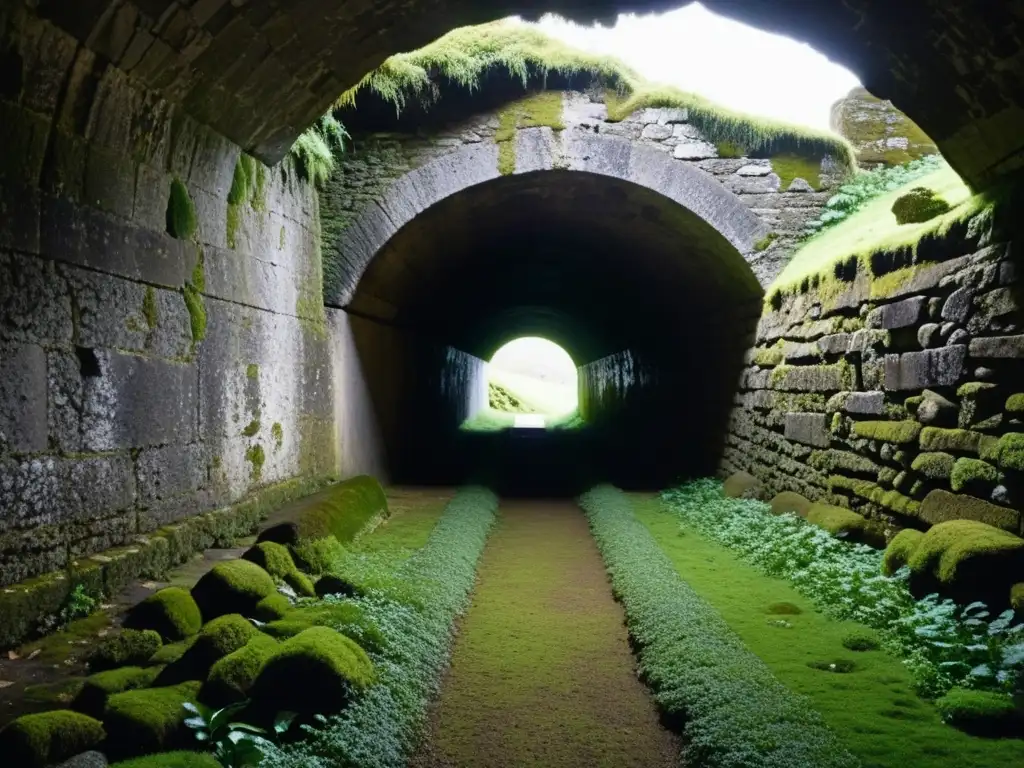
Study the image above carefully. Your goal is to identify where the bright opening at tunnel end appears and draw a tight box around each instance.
[463,337,581,431]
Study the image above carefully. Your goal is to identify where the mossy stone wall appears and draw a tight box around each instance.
[725,203,1024,542]
[320,90,844,301]
[0,12,354,603]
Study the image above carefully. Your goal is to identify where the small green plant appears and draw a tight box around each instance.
[891,186,951,224]
[841,630,881,651]
[37,584,99,636]
[289,113,350,187]
[184,700,296,767]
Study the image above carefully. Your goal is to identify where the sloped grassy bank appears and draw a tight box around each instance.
[637,491,1024,766]
[578,485,857,768]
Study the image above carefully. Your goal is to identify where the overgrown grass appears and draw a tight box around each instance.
[262,487,499,768]
[337,20,855,172]
[634,494,1024,767]
[771,161,977,295]
[490,368,576,415]
[579,485,857,768]
[420,501,678,766]
[460,407,585,433]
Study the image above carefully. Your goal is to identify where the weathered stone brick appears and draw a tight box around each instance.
[784,413,830,447]
[867,296,925,329]
[0,343,47,453]
[969,334,1024,358]
[883,346,966,390]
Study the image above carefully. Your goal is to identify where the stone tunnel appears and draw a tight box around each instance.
[2,0,1024,654]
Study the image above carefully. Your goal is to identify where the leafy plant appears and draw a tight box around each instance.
[801,155,943,238]
[184,700,297,767]
[661,480,1024,700]
[36,584,100,636]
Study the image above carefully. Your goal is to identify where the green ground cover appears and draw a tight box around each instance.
[771,162,977,295]
[348,490,452,563]
[413,501,677,768]
[633,494,1024,767]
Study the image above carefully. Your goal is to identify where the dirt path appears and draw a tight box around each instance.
[412,500,679,768]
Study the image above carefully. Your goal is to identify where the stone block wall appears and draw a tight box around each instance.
[0,9,351,589]
[723,209,1024,540]
[322,90,845,296]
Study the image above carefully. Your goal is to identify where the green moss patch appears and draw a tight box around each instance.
[190,559,277,621]
[768,491,812,517]
[104,681,202,760]
[258,476,388,561]
[982,432,1024,471]
[910,452,955,479]
[950,458,999,494]
[250,626,374,716]
[262,601,384,653]
[1005,394,1024,414]
[891,186,951,224]
[852,420,921,444]
[771,153,822,191]
[722,470,762,499]
[109,752,222,768]
[165,178,197,240]
[882,529,925,575]
[252,592,291,622]
[89,629,162,672]
[0,710,105,768]
[935,687,1021,737]
[124,587,202,641]
[495,91,565,175]
[907,519,1024,604]
[841,630,881,651]
[73,665,161,718]
[805,504,866,538]
[199,633,278,707]
[919,427,984,454]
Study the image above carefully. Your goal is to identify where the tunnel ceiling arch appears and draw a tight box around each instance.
[346,168,763,364]
[26,1,1024,187]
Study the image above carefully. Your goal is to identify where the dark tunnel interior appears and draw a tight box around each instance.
[341,170,764,495]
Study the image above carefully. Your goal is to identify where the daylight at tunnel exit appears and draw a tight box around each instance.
[1,2,1024,767]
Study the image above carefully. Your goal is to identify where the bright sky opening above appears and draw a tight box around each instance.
[518,3,861,131]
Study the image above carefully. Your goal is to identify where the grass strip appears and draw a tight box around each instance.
[634,494,1024,768]
[578,485,857,768]
[262,487,499,768]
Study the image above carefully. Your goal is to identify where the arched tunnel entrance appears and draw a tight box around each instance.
[340,169,763,495]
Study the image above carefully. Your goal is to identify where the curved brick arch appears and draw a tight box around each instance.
[325,128,769,307]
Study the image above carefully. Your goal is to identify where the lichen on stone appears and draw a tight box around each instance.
[852,420,921,444]
[142,287,158,330]
[246,443,266,481]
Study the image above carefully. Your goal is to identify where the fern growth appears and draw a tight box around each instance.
[289,113,351,187]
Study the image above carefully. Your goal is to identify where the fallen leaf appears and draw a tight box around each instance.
[7,651,19,660]
[0,680,14,689]
[26,649,41,660]
[141,581,159,590]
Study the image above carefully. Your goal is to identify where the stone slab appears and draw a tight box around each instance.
[883,346,966,390]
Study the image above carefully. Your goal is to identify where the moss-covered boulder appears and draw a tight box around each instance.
[768,491,812,518]
[805,504,866,538]
[242,542,317,597]
[881,528,924,575]
[907,520,1024,604]
[935,687,1021,737]
[262,602,384,654]
[124,587,203,641]
[891,186,951,224]
[250,626,375,716]
[190,559,277,620]
[950,458,1000,495]
[918,488,1019,532]
[910,452,955,479]
[1011,582,1024,614]
[73,665,162,718]
[147,637,196,666]
[290,535,347,575]
[722,471,763,500]
[104,681,202,760]
[257,475,388,555]
[155,614,259,686]
[852,420,921,444]
[110,751,222,768]
[0,710,105,768]
[253,593,292,621]
[199,634,279,707]
[90,629,163,672]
